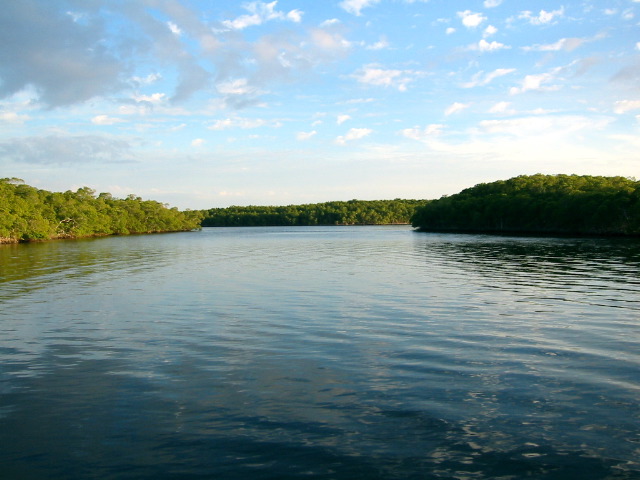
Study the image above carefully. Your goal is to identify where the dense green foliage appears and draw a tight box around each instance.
[411,174,640,236]
[202,199,428,227]
[0,178,203,243]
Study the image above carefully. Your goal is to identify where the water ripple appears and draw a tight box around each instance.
[1,226,639,479]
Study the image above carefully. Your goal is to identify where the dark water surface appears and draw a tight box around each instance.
[1,226,639,479]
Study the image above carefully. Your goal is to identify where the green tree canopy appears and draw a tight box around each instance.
[411,174,640,236]
[201,199,429,227]
[0,179,203,243]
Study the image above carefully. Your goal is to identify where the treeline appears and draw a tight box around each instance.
[202,199,428,227]
[411,174,640,236]
[0,178,203,243]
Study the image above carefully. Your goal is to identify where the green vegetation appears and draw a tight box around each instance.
[6,174,639,243]
[202,199,428,227]
[411,174,640,236]
[0,178,203,243]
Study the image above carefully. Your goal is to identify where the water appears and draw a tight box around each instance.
[1,226,639,479]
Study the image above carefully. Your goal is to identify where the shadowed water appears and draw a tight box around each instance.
[1,226,639,479]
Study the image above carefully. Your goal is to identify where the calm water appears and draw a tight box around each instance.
[1,226,639,479]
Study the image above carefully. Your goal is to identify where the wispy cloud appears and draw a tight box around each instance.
[462,68,516,88]
[477,115,610,137]
[131,73,162,86]
[510,68,562,95]
[469,39,511,52]
[0,134,136,164]
[339,0,381,16]
[208,117,281,130]
[336,127,372,144]
[614,100,640,114]
[0,111,30,124]
[488,101,516,114]
[92,115,126,125]
[366,36,390,50]
[523,38,586,52]
[222,1,302,30]
[518,8,565,25]
[352,65,422,91]
[401,124,444,141]
[131,93,167,107]
[297,130,317,140]
[445,102,470,115]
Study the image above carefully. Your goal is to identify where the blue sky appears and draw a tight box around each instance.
[1,0,639,209]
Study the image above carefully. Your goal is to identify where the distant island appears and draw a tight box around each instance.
[411,174,640,236]
[201,199,428,227]
[0,178,203,243]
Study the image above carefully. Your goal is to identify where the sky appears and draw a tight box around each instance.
[1,0,639,209]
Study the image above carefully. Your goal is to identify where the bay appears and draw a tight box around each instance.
[1,226,639,479]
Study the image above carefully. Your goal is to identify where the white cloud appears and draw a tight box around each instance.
[0,111,29,124]
[366,36,390,50]
[218,190,246,198]
[336,127,372,144]
[446,27,456,35]
[470,39,511,52]
[401,124,444,141]
[344,98,375,105]
[133,93,166,104]
[339,0,381,16]
[352,65,421,91]
[131,73,161,86]
[519,8,565,25]
[0,134,135,164]
[614,100,640,114]
[167,21,181,36]
[483,25,498,38]
[477,115,610,137]
[636,42,640,51]
[309,28,352,52]
[488,101,515,114]
[191,138,205,147]
[337,114,351,125]
[297,130,317,140]
[445,102,470,115]
[208,117,280,130]
[217,78,261,96]
[0,3,127,107]
[222,1,302,30]
[457,10,486,28]
[462,68,516,88]
[404,115,619,173]
[483,68,515,84]
[523,38,585,52]
[484,0,502,7]
[92,115,125,125]
[287,9,303,22]
[320,18,341,27]
[510,68,562,95]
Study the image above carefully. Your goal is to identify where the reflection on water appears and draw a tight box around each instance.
[1,227,639,479]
